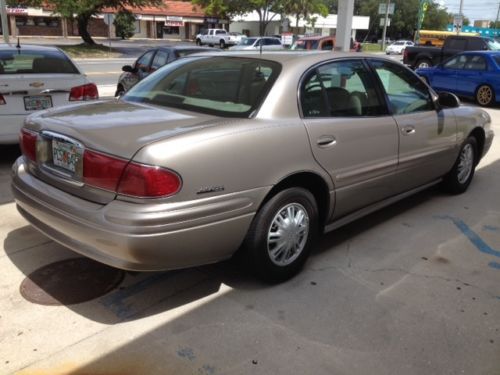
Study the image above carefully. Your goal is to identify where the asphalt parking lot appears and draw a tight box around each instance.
[1,103,499,375]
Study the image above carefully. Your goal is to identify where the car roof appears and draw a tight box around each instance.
[155,45,214,52]
[297,36,333,41]
[187,50,393,65]
[0,43,63,52]
[460,50,500,56]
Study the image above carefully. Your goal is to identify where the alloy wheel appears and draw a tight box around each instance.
[476,85,493,106]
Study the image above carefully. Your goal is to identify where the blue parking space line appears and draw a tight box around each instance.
[100,271,178,319]
[435,215,500,271]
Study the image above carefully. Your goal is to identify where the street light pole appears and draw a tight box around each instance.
[0,0,10,43]
[381,0,390,52]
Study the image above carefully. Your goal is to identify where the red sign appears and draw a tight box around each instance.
[165,21,183,27]
[7,7,29,15]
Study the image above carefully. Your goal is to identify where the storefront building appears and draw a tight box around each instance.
[1,1,225,40]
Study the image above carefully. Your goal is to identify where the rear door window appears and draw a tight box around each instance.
[0,49,79,74]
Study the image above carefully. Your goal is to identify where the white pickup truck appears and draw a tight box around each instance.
[195,29,239,48]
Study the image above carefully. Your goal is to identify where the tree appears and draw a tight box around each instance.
[191,0,328,35]
[9,0,161,45]
[114,8,136,39]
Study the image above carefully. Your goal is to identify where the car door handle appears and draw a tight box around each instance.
[317,135,337,147]
[401,125,415,135]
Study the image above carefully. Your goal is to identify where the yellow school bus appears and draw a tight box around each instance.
[418,30,480,47]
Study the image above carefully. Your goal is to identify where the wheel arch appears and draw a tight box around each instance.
[258,172,332,229]
[468,127,486,164]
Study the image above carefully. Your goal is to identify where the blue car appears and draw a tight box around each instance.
[416,51,500,107]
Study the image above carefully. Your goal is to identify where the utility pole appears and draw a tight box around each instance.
[381,0,390,52]
[0,0,10,43]
[495,2,500,29]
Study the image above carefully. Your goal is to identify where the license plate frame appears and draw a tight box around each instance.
[52,139,83,174]
[24,95,53,111]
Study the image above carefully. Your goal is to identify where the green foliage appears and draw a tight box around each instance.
[191,0,329,35]
[114,9,136,39]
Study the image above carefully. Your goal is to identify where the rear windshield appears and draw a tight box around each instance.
[239,38,257,46]
[487,39,500,51]
[291,40,319,50]
[0,49,79,75]
[124,56,281,118]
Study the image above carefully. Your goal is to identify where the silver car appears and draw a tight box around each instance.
[229,37,284,51]
[12,52,494,281]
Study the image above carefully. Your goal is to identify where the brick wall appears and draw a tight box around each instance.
[18,24,62,36]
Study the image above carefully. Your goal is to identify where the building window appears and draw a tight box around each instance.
[15,16,27,26]
[134,20,141,33]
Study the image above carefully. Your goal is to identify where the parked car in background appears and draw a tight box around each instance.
[403,35,500,69]
[195,29,238,48]
[417,51,500,106]
[0,44,98,144]
[229,37,284,51]
[12,52,493,282]
[291,35,361,52]
[229,32,246,44]
[115,46,215,96]
[291,36,335,51]
[386,40,414,55]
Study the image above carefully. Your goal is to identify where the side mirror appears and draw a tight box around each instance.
[438,91,460,108]
[122,65,135,73]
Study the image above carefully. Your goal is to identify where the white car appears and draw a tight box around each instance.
[386,40,414,55]
[229,37,285,51]
[0,44,98,144]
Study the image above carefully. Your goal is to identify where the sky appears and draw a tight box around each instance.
[439,0,500,22]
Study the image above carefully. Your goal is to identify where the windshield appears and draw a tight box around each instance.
[0,49,79,75]
[124,56,281,118]
[239,38,257,46]
[487,39,500,51]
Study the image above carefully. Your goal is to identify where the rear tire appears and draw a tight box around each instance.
[242,188,318,282]
[475,85,495,107]
[416,58,432,69]
[219,39,225,49]
[442,136,478,194]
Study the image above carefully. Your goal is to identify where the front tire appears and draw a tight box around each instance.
[476,85,495,107]
[196,39,202,46]
[416,58,432,69]
[442,136,478,194]
[115,85,125,97]
[242,188,319,282]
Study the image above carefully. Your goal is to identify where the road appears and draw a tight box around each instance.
[0,103,499,375]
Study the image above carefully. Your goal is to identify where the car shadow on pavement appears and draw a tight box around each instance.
[3,158,500,329]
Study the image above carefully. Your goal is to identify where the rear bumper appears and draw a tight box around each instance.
[0,114,25,144]
[12,157,268,271]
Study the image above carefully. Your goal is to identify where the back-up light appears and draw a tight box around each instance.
[0,94,6,105]
[82,149,181,198]
[20,128,37,162]
[69,83,99,101]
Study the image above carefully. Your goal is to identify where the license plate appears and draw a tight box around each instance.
[24,95,53,111]
[52,140,82,173]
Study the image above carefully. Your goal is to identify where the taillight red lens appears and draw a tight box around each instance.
[83,150,128,191]
[0,94,6,105]
[117,163,181,198]
[69,83,99,101]
[20,128,37,162]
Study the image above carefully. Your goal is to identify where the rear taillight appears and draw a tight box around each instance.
[69,83,99,101]
[403,49,408,61]
[117,163,181,198]
[83,149,128,191]
[20,128,37,162]
[0,94,6,105]
[82,149,181,198]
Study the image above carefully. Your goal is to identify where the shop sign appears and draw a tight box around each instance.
[165,21,184,27]
[7,7,29,15]
[166,16,183,22]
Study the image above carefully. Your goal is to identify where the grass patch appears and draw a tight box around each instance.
[58,43,122,58]
[361,43,383,53]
